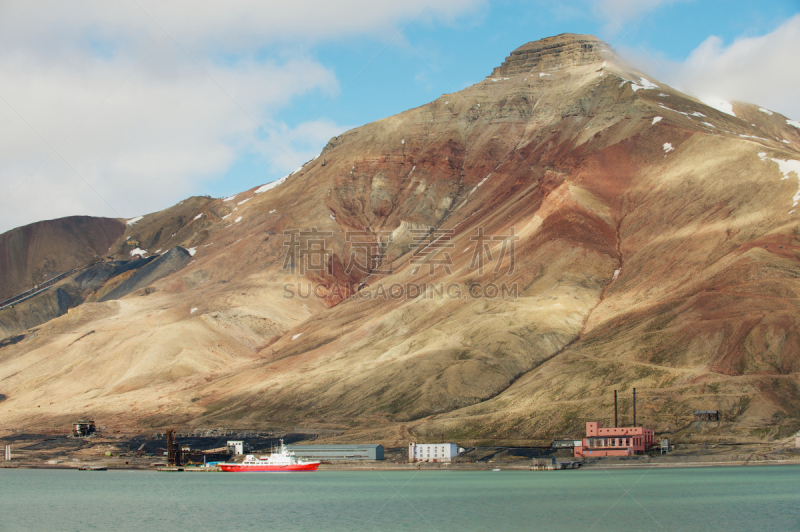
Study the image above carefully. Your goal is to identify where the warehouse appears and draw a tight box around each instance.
[285,444,384,461]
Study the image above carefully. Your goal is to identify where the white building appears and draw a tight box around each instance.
[227,440,244,455]
[408,442,461,462]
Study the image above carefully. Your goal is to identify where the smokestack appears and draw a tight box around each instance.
[614,390,618,428]
[633,388,637,427]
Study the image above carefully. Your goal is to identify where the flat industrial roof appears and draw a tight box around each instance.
[286,444,383,450]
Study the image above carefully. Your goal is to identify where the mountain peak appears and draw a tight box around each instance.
[491,33,610,77]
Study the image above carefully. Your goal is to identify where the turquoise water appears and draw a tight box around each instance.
[1,466,799,531]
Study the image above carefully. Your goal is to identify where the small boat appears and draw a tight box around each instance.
[491,468,501,471]
[219,440,319,472]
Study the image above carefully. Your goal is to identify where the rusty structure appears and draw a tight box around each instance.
[611,389,635,427]
[693,410,719,422]
[166,429,182,466]
[72,420,96,437]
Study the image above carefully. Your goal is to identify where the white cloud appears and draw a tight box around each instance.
[0,1,486,52]
[675,15,800,120]
[0,0,486,233]
[173,0,487,50]
[620,14,800,121]
[248,119,355,188]
[593,0,688,33]
[0,48,337,232]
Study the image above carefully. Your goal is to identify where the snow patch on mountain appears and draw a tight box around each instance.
[759,152,800,206]
[255,175,288,194]
[632,77,658,92]
[658,105,690,117]
[469,173,492,196]
[701,97,736,117]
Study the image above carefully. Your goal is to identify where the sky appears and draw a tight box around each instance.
[0,0,798,233]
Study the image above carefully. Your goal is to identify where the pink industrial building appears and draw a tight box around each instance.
[574,422,655,458]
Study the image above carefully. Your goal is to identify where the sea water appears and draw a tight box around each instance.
[1,465,799,531]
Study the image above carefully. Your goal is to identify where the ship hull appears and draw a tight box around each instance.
[219,462,320,472]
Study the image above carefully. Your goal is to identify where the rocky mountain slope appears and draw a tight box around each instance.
[0,216,125,300]
[1,34,800,446]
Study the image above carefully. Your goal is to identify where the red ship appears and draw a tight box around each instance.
[219,440,320,472]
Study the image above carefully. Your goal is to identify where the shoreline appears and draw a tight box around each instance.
[3,432,798,473]
[4,457,800,472]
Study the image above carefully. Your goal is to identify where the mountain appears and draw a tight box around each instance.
[0,216,125,300]
[1,34,800,446]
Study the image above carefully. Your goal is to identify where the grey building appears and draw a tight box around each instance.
[73,420,96,437]
[693,410,719,422]
[286,444,384,461]
[551,440,582,449]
